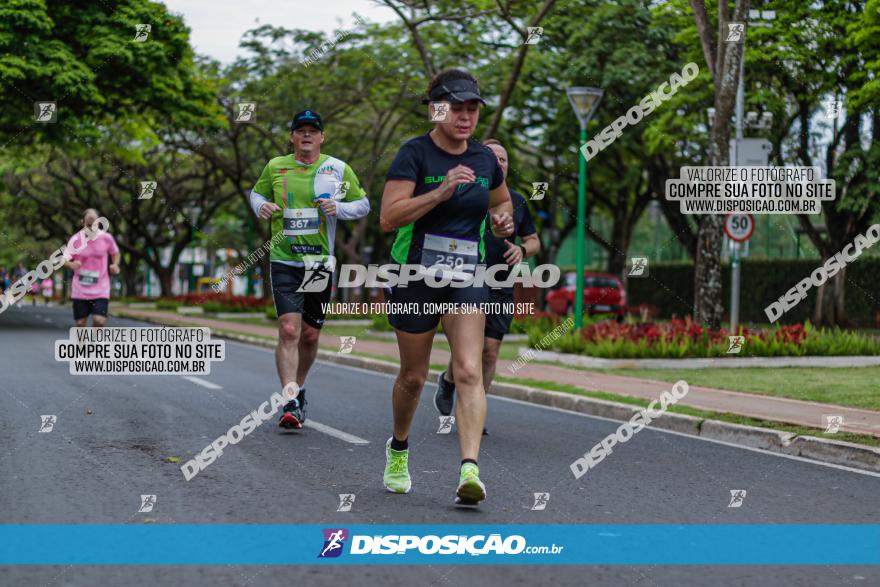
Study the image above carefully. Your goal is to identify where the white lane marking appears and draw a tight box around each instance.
[303,420,369,445]
[319,361,880,478]
[181,376,222,390]
[221,339,880,478]
[492,394,880,479]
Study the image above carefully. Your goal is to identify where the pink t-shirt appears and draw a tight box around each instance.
[65,231,119,300]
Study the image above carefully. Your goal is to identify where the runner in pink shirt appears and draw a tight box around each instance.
[41,277,53,305]
[63,209,120,327]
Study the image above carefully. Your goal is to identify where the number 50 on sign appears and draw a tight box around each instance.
[724,214,755,243]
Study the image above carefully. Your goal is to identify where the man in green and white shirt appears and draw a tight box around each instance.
[249,110,369,429]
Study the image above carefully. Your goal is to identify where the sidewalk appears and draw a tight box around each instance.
[115,308,880,438]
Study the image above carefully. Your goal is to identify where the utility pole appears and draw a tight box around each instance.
[730,59,745,333]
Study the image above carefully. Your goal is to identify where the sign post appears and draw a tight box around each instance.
[724,214,755,333]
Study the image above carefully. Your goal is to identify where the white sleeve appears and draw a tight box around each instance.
[335,197,370,220]
[249,190,270,217]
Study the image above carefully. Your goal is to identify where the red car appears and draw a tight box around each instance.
[545,271,626,320]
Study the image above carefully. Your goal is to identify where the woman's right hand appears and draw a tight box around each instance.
[439,165,475,200]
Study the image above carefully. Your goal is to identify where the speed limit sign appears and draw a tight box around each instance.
[724,214,755,243]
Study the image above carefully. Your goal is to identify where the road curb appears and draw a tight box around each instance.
[699,420,796,451]
[783,436,880,472]
[521,347,880,369]
[112,313,880,474]
[312,350,880,474]
[644,412,704,436]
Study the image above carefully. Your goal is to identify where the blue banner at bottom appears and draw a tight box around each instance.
[1,525,878,565]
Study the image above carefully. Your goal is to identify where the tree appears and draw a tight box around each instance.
[6,135,240,296]
[745,0,880,326]
[378,0,558,141]
[185,18,433,298]
[0,0,218,147]
[689,0,751,329]
[545,0,695,276]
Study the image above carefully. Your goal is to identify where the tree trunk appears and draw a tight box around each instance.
[606,211,630,277]
[693,215,725,327]
[121,260,139,297]
[690,0,750,329]
[833,269,847,327]
[813,266,847,328]
[156,267,174,297]
[812,282,826,325]
[259,255,271,301]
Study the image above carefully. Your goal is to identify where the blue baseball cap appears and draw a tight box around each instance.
[290,110,324,131]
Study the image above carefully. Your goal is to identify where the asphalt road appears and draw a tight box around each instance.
[1,304,878,586]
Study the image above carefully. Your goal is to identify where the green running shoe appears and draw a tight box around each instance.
[455,462,486,506]
[383,438,412,494]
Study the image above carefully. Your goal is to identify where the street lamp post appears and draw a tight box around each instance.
[246,214,255,296]
[186,207,202,294]
[146,223,157,298]
[566,86,603,329]
[729,9,776,332]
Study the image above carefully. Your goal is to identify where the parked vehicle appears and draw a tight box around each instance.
[196,277,222,293]
[545,271,626,321]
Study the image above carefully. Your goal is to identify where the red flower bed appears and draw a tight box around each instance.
[170,293,269,309]
[578,317,807,345]
[774,323,807,344]
[170,293,221,305]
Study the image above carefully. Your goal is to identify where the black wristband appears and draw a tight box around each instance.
[518,244,527,257]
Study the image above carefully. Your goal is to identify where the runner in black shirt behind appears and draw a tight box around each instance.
[379,69,514,506]
[433,139,540,433]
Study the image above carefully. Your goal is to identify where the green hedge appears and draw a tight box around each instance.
[528,322,880,358]
[626,257,880,327]
[156,299,181,311]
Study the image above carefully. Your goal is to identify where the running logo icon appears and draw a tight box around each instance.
[138,494,156,513]
[824,414,843,433]
[726,23,745,42]
[531,492,549,511]
[39,415,56,433]
[628,257,648,277]
[34,102,57,123]
[318,528,348,558]
[728,490,746,508]
[235,103,256,123]
[430,102,450,122]
[824,99,840,119]
[338,336,356,354]
[134,24,151,42]
[282,382,300,402]
[336,494,355,512]
[437,415,455,434]
[727,335,745,354]
[524,27,543,45]
[139,181,157,200]
[297,256,335,293]
[332,181,350,199]
[530,182,548,201]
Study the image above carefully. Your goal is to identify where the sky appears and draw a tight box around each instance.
[163,0,395,63]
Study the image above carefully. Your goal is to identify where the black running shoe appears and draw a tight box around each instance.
[299,396,308,424]
[279,399,304,429]
[433,371,455,416]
